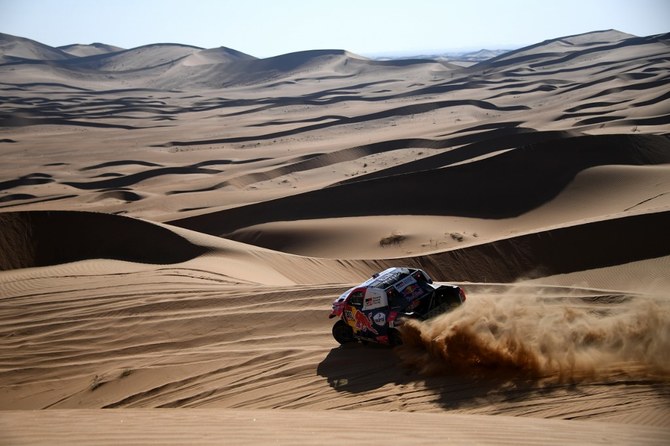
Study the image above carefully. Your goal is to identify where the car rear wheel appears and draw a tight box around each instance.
[332,320,355,344]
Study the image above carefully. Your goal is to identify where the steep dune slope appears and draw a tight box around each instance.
[169,133,670,235]
[0,211,209,270]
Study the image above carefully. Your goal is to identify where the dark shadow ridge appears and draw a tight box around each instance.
[0,194,78,208]
[0,174,54,192]
[0,211,209,271]
[63,166,221,190]
[167,154,326,194]
[0,193,35,203]
[165,126,563,195]
[96,190,144,202]
[157,99,531,147]
[176,126,563,194]
[0,81,92,92]
[80,160,163,171]
[633,90,670,107]
[584,75,670,101]
[393,210,670,282]
[0,94,180,129]
[169,133,670,235]
[0,114,140,130]
[486,84,559,99]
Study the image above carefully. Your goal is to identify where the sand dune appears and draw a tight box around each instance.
[0,32,73,63]
[58,42,124,58]
[4,409,668,445]
[1,29,670,443]
[64,43,204,73]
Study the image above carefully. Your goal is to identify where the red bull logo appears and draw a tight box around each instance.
[401,283,424,300]
[346,307,378,335]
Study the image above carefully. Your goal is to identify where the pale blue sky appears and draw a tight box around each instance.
[1,0,668,57]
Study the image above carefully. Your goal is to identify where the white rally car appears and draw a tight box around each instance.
[329,267,466,346]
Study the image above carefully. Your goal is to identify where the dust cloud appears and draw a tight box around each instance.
[397,288,670,381]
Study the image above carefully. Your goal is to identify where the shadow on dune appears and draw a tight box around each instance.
[0,211,209,271]
[0,93,179,130]
[0,174,54,192]
[170,133,670,233]
[317,344,405,394]
[0,113,142,130]
[63,166,221,190]
[80,160,163,171]
[158,99,530,148]
[411,210,670,282]
[316,343,570,411]
[169,123,544,193]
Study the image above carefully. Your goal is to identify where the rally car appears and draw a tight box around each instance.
[329,267,466,346]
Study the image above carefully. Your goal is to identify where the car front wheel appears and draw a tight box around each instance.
[332,320,355,344]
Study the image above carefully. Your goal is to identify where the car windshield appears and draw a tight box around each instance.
[366,268,411,289]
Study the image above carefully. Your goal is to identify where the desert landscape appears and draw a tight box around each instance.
[1,28,669,444]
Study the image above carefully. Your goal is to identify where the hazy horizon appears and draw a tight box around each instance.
[1,0,668,58]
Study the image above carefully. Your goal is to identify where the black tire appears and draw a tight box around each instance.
[332,320,355,344]
[388,328,403,346]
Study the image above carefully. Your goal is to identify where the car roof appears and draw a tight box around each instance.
[360,267,413,290]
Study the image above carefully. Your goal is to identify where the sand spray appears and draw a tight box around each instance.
[397,288,670,381]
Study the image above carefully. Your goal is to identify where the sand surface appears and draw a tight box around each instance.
[1,29,670,444]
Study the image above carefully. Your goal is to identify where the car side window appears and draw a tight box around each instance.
[348,291,364,307]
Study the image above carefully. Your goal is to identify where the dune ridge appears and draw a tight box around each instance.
[169,133,670,237]
[0,211,209,270]
[1,29,670,443]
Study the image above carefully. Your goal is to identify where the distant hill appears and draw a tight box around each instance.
[178,46,257,66]
[1,29,665,89]
[0,32,73,63]
[480,29,638,69]
[62,43,204,72]
[58,42,125,57]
